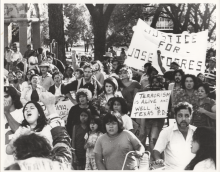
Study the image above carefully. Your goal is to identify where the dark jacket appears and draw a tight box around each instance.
[48,84,67,95]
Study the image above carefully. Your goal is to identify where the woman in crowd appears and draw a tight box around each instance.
[63,66,76,84]
[191,83,216,128]
[5,92,72,170]
[6,100,53,155]
[21,69,35,91]
[119,66,141,111]
[91,60,106,85]
[185,127,216,170]
[94,112,145,170]
[110,97,133,131]
[20,74,46,105]
[66,89,99,137]
[92,77,123,117]
[15,70,24,86]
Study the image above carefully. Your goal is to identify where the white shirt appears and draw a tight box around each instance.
[154,123,196,170]
[5,50,13,62]
[194,158,215,170]
[10,51,23,62]
[55,84,62,96]
[121,114,133,130]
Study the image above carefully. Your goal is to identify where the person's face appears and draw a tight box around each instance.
[92,63,99,72]
[198,74,205,81]
[24,103,39,125]
[47,57,53,64]
[54,74,62,84]
[112,62,118,71]
[119,70,128,80]
[16,72,22,80]
[12,47,17,52]
[191,140,200,154]
[8,73,15,81]
[4,92,13,107]
[79,94,88,105]
[209,60,215,68]
[106,121,119,136]
[27,71,35,80]
[31,76,39,85]
[175,109,191,129]
[198,86,207,99]
[66,68,73,76]
[105,83,114,94]
[90,122,98,132]
[80,112,88,124]
[113,101,122,113]
[152,78,159,87]
[84,67,93,80]
[40,66,48,73]
[27,45,31,50]
[174,72,182,83]
[75,71,83,80]
[144,66,149,73]
[185,77,194,90]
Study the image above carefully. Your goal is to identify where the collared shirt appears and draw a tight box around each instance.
[173,89,199,110]
[10,51,23,62]
[154,123,196,170]
[55,84,62,96]
[39,73,54,91]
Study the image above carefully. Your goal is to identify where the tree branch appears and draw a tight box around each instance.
[208,23,216,41]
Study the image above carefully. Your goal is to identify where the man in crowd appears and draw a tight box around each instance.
[10,44,23,71]
[64,63,102,104]
[5,46,13,70]
[49,72,68,102]
[38,62,54,91]
[23,44,34,60]
[205,57,216,100]
[140,62,151,89]
[109,46,116,58]
[153,102,196,170]
[168,69,185,117]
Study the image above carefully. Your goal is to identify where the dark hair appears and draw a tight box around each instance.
[174,102,193,116]
[27,44,31,48]
[197,73,203,78]
[79,109,91,126]
[75,90,91,103]
[30,74,39,82]
[75,68,84,75]
[13,133,52,160]
[173,69,185,80]
[144,62,152,68]
[80,61,88,68]
[4,86,23,109]
[181,74,197,89]
[89,116,102,133]
[110,97,128,114]
[149,75,164,90]
[185,127,216,170]
[52,72,63,80]
[103,77,118,94]
[103,112,124,133]
[38,48,43,54]
[197,83,210,95]
[25,70,36,81]
[22,101,48,132]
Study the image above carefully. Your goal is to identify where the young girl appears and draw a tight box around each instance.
[110,97,133,131]
[84,116,103,170]
[72,109,91,170]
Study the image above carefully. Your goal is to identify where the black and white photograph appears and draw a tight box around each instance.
[1,1,218,170]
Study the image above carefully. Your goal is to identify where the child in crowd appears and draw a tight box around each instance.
[72,109,91,170]
[84,116,103,170]
[110,97,133,131]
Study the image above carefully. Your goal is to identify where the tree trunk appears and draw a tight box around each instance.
[86,4,116,61]
[48,4,66,64]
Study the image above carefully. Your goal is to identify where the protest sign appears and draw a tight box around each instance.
[125,19,208,75]
[55,100,74,123]
[131,90,171,118]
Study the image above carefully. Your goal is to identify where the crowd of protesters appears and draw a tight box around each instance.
[4,43,216,170]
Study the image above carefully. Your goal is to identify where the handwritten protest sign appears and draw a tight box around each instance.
[56,100,74,123]
[131,90,171,118]
[125,19,208,75]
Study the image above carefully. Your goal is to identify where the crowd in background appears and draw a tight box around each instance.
[4,43,216,170]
